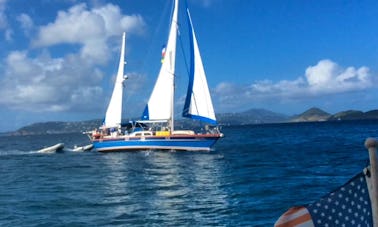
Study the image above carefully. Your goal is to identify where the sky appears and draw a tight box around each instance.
[1,0,378,131]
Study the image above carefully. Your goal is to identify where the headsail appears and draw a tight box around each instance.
[104,32,127,128]
[142,0,179,124]
[182,8,217,125]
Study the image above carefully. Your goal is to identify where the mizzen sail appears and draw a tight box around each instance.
[104,32,126,128]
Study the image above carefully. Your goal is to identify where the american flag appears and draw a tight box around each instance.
[275,170,373,227]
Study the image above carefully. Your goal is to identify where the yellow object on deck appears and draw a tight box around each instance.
[156,131,170,136]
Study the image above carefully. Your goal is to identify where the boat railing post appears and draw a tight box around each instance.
[365,137,378,227]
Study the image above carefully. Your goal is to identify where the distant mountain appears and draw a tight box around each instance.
[216,108,289,125]
[328,109,378,121]
[4,107,378,136]
[6,108,289,135]
[12,120,101,136]
[328,110,363,121]
[290,107,331,122]
[364,110,378,119]
[291,108,378,122]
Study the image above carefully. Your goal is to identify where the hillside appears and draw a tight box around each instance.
[6,108,288,135]
[328,109,378,121]
[290,107,331,122]
[217,108,289,125]
[4,107,378,136]
[292,108,378,122]
[13,120,101,136]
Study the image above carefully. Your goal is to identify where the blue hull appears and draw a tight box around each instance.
[92,135,220,152]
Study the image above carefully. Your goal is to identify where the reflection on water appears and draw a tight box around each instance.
[99,151,229,225]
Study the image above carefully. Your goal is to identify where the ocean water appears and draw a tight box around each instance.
[0,120,377,226]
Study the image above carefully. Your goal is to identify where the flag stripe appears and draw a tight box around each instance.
[275,207,313,227]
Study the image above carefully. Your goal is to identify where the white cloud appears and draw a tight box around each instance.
[34,4,104,46]
[0,50,105,112]
[305,59,371,93]
[214,82,238,94]
[33,3,145,63]
[0,2,149,114]
[17,13,34,35]
[191,0,216,8]
[213,59,376,111]
[0,0,12,41]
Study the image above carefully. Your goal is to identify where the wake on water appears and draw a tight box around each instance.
[0,143,93,156]
[0,149,38,156]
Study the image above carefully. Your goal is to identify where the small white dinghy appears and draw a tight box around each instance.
[36,143,64,153]
[71,144,93,152]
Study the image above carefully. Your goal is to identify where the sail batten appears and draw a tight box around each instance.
[104,32,126,128]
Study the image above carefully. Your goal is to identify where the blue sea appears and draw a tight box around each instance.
[0,120,377,226]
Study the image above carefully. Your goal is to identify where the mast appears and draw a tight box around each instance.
[170,0,179,133]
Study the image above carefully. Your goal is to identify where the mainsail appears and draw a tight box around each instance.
[142,0,179,124]
[182,8,217,124]
[104,32,126,128]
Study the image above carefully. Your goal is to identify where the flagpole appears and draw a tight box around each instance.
[365,137,378,227]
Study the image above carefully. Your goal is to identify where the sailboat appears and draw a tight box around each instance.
[87,0,223,152]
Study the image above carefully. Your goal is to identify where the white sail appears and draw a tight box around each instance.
[104,32,126,128]
[183,9,217,124]
[142,0,179,125]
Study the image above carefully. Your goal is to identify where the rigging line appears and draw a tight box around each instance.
[138,1,171,72]
[178,27,190,77]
